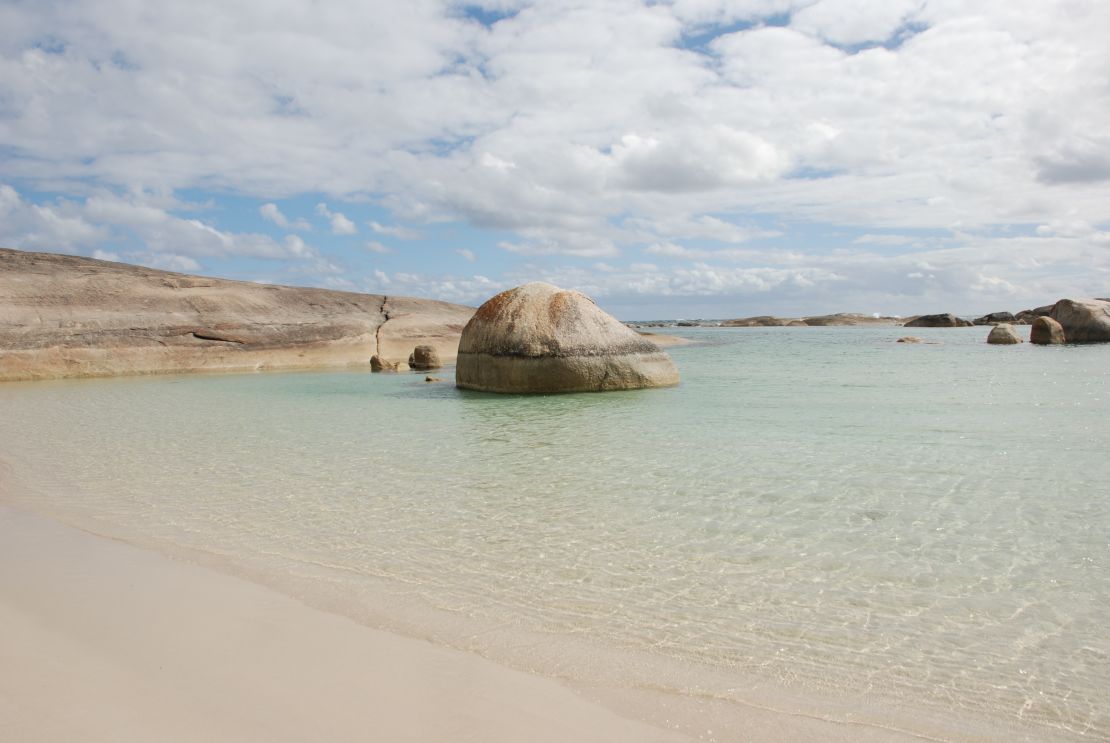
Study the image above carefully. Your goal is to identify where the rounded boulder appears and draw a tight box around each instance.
[1030,316,1066,345]
[456,282,680,393]
[987,324,1023,345]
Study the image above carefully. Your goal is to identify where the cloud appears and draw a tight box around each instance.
[368,221,420,239]
[790,0,924,46]
[260,203,311,230]
[315,203,357,235]
[364,240,391,254]
[0,184,108,251]
[0,183,317,264]
[2,2,1110,315]
[455,248,476,262]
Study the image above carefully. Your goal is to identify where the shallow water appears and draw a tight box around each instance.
[2,326,1108,740]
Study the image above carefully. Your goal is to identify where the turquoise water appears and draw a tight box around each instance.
[1,326,1108,740]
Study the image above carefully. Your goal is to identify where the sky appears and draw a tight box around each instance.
[1,0,1109,320]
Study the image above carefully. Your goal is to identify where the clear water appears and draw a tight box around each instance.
[2,326,1108,740]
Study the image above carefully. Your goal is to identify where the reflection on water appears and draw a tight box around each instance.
[1,326,1108,741]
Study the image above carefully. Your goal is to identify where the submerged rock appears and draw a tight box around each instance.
[455,282,680,393]
[1050,299,1110,343]
[987,324,1023,345]
[1030,316,1066,345]
[904,313,973,328]
[408,344,442,370]
[897,336,923,343]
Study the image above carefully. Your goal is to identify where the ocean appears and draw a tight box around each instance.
[2,325,1107,740]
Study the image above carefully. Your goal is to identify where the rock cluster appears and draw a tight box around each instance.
[456,282,679,394]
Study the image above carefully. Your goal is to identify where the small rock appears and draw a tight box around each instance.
[1030,316,1066,345]
[370,355,398,372]
[987,324,1023,345]
[424,376,444,383]
[897,336,923,343]
[408,345,442,370]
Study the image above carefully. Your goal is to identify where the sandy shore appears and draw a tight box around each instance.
[0,504,693,743]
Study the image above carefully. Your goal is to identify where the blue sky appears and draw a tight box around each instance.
[2,0,1109,319]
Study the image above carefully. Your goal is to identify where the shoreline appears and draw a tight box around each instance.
[0,497,941,743]
[0,501,693,743]
[1,462,941,743]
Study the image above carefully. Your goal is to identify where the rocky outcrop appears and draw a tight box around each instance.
[973,311,1016,326]
[718,313,901,327]
[802,313,901,326]
[455,282,680,393]
[903,313,973,328]
[987,324,1022,344]
[721,316,787,327]
[1030,316,1066,345]
[408,345,442,370]
[1050,298,1110,343]
[0,247,474,381]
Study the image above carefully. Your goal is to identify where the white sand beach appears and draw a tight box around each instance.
[0,504,695,743]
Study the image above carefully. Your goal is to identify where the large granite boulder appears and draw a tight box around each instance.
[1051,298,1110,343]
[987,324,1022,344]
[455,282,680,393]
[904,313,973,328]
[1030,316,1066,345]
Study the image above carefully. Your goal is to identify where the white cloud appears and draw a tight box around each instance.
[2,2,1110,314]
[455,248,476,262]
[368,221,420,239]
[0,183,317,264]
[315,203,357,235]
[791,0,924,46]
[260,203,310,231]
[364,240,391,254]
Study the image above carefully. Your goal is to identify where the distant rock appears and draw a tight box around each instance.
[973,311,1016,326]
[987,324,1023,344]
[721,316,786,327]
[903,313,973,328]
[897,336,923,343]
[408,345,442,370]
[803,313,901,326]
[456,282,680,393]
[424,376,444,383]
[1030,316,1066,345]
[1015,305,1055,324]
[787,320,809,327]
[1050,298,1110,343]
